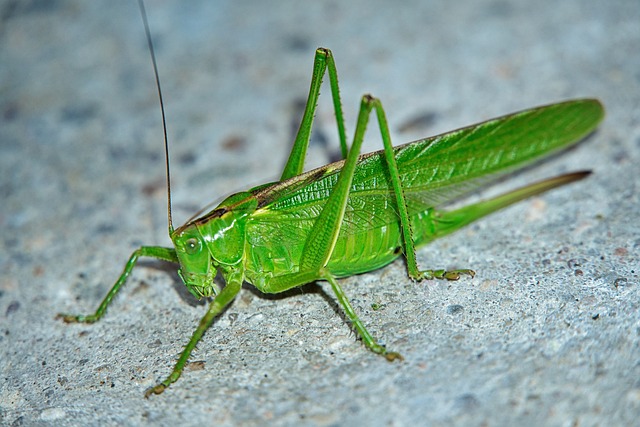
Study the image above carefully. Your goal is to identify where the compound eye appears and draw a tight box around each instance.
[184,237,201,255]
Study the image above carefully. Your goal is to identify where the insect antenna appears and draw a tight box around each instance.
[138,0,174,234]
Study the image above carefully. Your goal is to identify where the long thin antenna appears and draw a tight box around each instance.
[138,0,174,234]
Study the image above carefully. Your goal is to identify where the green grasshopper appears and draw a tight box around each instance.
[58,2,604,397]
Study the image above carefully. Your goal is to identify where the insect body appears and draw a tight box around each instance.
[58,4,605,397]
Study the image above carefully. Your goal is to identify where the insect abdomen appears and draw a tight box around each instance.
[244,208,438,285]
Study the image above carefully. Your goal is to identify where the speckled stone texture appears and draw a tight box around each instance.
[1,1,638,426]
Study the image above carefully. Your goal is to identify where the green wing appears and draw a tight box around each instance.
[250,99,604,238]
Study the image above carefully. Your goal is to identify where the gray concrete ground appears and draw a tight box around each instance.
[1,0,638,426]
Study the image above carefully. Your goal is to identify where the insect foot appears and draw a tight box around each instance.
[384,351,404,362]
[421,269,476,281]
[56,313,98,324]
[144,384,166,398]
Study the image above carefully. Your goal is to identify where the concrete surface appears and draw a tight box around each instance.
[1,0,638,426]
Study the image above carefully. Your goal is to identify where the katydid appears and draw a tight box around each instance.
[58,2,605,397]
